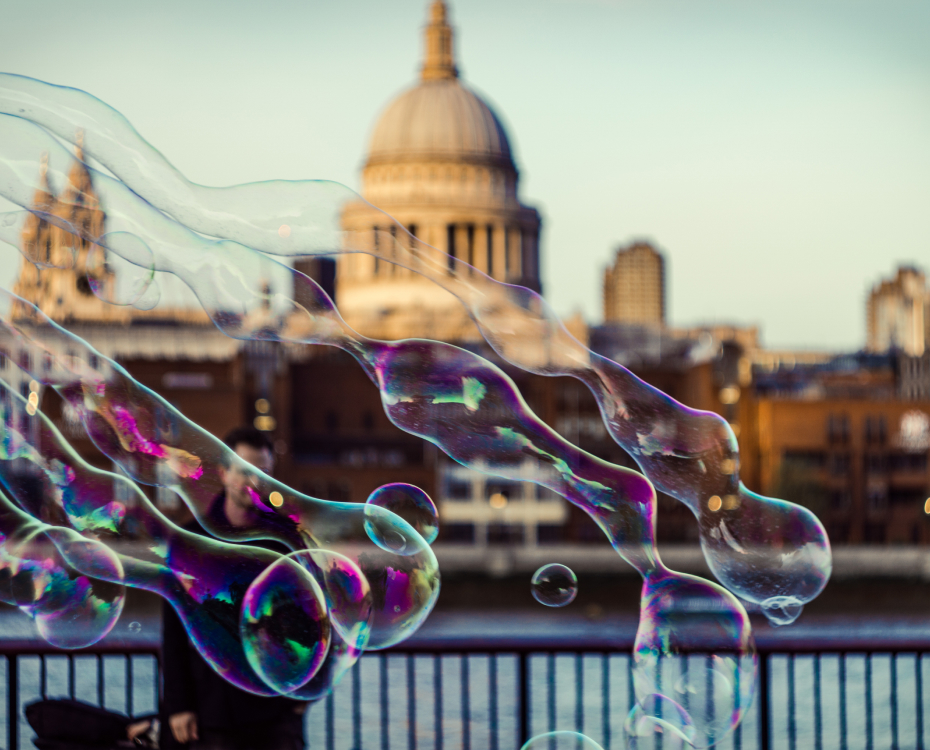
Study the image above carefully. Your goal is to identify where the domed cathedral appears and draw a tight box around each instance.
[335,0,542,341]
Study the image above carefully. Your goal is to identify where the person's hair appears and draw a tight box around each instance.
[222,426,273,455]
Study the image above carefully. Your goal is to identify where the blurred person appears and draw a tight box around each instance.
[163,427,308,750]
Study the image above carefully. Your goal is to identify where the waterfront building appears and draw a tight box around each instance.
[866,265,930,356]
[752,353,930,544]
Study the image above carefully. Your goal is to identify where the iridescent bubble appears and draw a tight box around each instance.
[240,556,330,694]
[634,571,756,747]
[624,695,691,750]
[0,294,440,662]
[531,564,577,607]
[0,73,831,630]
[520,732,604,750]
[760,594,804,627]
[281,549,372,650]
[128,621,142,633]
[366,483,438,545]
[0,502,124,649]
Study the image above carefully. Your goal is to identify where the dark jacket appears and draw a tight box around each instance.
[162,493,306,730]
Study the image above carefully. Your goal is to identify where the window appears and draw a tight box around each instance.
[536,524,564,544]
[865,415,887,445]
[446,224,456,273]
[444,523,475,543]
[488,524,524,545]
[444,479,472,501]
[863,453,887,474]
[373,226,380,275]
[829,453,850,476]
[827,413,850,445]
[486,225,494,276]
[466,224,475,269]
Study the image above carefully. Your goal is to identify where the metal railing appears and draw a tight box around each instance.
[4,636,930,749]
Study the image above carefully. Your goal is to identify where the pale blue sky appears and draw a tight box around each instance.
[2,0,929,350]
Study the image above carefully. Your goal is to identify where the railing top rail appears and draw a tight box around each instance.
[4,635,930,657]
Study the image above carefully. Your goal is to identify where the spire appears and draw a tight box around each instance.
[74,129,85,163]
[421,0,457,81]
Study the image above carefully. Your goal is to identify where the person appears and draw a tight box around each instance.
[163,427,308,750]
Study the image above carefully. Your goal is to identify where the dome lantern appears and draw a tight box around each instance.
[421,0,458,81]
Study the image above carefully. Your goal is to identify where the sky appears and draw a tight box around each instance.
[1,0,929,351]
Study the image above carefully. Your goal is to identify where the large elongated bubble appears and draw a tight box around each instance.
[3,253,754,739]
[0,373,424,696]
[0,293,439,653]
[0,73,831,624]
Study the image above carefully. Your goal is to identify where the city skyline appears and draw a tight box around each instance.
[1,0,929,350]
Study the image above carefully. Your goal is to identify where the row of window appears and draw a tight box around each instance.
[444,477,561,502]
[827,414,891,445]
[785,450,929,474]
[443,523,566,544]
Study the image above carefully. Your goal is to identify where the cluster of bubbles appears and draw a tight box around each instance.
[0,314,440,697]
[0,73,834,745]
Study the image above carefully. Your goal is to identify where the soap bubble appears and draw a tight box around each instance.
[281,549,372,650]
[531,564,577,607]
[0,507,124,649]
[0,73,831,627]
[240,555,330,694]
[128,621,142,633]
[86,232,156,307]
[0,366,435,693]
[634,571,756,747]
[624,695,691,749]
[366,483,438,544]
[760,595,805,627]
[520,732,604,750]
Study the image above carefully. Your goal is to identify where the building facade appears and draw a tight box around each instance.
[867,265,930,356]
[603,240,665,327]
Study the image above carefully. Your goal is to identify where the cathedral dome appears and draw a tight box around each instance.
[364,0,515,171]
[367,80,514,169]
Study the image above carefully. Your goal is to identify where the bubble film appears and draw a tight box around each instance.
[521,732,605,750]
[530,564,578,607]
[0,492,124,648]
[0,370,425,696]
[5,229,754,737]
[366,483,439,545]
[240,556,331,694]
[0,75,848,736]
[0,294,439,654]
[0,73,831,626]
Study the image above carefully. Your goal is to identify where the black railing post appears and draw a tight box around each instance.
[8,655,18,750]
[758,652,770,750]
[518,652,530,745]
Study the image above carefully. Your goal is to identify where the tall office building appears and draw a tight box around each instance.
[603,240,665,327]
[867,266,930,356]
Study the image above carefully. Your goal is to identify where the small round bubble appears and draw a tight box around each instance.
[521,732,604,750]
[366,483,438,544]
[531,564,577,607]
[128,621,142,633]
[240,556,330,694]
